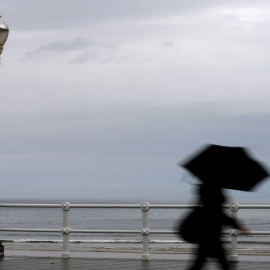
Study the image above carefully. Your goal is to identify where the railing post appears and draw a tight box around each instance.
[141,202,150,261]
[62,202,70,259]
[230,202,239,262]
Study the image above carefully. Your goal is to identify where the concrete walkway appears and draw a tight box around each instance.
[0,257,270,270]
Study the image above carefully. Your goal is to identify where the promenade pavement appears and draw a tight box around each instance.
[0,257,270,270]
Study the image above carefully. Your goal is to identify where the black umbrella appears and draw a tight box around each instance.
[180,144,269,191]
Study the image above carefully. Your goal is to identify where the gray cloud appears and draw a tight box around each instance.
[38,37,93,52]
[23,36,118,63]
[1,0,270,199]
[37,37,117,53]
[3,0,267,31]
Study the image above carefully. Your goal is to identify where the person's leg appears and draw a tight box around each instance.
[216,245,229,270]
[187,248,206,270]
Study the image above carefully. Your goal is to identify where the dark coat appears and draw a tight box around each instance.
[179,185,240,257]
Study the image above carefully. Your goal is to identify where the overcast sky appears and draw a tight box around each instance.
[1,0,270,200]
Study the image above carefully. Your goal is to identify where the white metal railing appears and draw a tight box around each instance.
[0,202,269,261]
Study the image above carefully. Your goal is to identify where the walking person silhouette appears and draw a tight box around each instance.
[179,144,268,269]
[187,184,245,270]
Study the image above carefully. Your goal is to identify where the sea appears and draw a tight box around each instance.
[0,198,270,254]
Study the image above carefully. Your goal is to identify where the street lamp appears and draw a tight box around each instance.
[0,15,9,58]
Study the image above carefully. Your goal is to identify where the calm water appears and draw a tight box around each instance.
[0,198,270,251]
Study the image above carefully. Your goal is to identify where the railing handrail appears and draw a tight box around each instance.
[234,205,270,209]
[0,202,269,261]
[0,204,61,208]
[1,227,269,235]
[1,202,270,208]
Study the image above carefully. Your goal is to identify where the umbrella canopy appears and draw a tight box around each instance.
[180,144,269,191]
